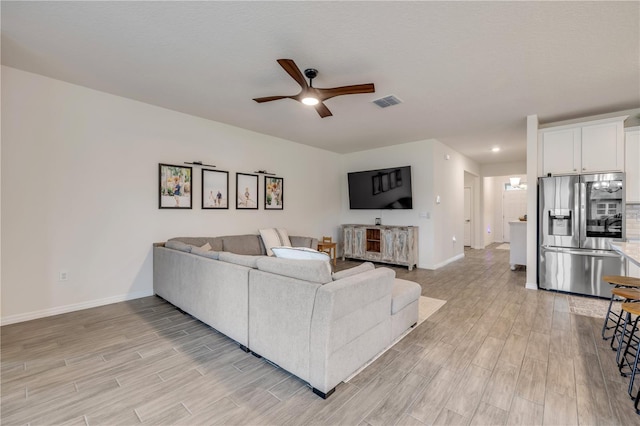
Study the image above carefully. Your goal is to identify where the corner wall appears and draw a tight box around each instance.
[1,66,343,323]
[340,139,479,269]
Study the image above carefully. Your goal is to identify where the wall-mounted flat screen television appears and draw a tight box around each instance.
[348,166,413,209]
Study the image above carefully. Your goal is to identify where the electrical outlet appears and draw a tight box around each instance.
[59,271,68,281]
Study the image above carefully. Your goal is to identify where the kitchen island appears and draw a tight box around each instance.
[610,241,640,268]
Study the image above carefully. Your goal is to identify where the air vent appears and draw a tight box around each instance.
[372,95,402,108]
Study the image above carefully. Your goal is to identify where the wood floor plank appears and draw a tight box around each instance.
[515,356,547,405]
[4,246,639,425]
[506,395,544,425]
[543,390,578,426]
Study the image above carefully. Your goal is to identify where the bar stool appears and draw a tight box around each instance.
[608,288,640,352]
[601,275,640,341]
[615,302,640,406]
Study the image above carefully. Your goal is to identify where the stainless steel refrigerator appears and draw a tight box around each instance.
[538,173,626,298]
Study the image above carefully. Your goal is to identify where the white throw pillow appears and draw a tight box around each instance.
[271,246,330,261]
[259,228,292,256]
[200,242,212,251]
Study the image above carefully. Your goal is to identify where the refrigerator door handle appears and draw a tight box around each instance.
[541,246,622,259]
[579,181,586,247]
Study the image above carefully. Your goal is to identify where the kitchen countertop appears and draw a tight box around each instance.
[610,241,640,268]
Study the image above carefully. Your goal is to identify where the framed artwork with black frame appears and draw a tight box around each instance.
[202,169,229,209]
[264,176,284,210]
[159,163,192,209]
[236,173,258,209]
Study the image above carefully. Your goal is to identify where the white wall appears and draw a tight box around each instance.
[482,174,527,244]
[1,66,343,323]
[340,139,479,269]
[481,161,526,177]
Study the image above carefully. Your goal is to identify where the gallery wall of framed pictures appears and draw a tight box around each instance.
[158,163,284,212]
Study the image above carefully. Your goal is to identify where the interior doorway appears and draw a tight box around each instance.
[502,188,527,242]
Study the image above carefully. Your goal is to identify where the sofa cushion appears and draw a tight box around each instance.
[168,237,223,251]
[259,228,292,256]
[164,240,193,252]
[218,252,261,268]
[222,235,265,255]
[332,262,375,281]
[391,279,422,315]
[271,246,330,262]
[256,257,332,284]
[289,236,314,249]
[191,247,220,260]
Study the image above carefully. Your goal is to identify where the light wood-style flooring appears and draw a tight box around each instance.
[2,245,640,425]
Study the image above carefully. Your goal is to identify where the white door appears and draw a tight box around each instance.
[502,189,527,242]
[464,187,472,247]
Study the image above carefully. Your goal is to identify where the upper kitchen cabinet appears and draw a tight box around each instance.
[538,116,627,176]
[625,127,640,203]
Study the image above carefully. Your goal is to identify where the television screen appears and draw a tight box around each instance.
[348,166,413,209]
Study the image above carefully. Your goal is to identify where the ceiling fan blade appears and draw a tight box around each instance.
[314,102,333,118]
[277,59,308,89]
[253,95,291,103]
[316,83,375,101]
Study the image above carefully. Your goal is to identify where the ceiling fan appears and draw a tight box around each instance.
[253,59,375,118]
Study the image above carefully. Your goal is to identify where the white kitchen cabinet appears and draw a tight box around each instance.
[625,127,640,203]
[581,120,625,173]
[538,116,627,176]
[540,127,581,175]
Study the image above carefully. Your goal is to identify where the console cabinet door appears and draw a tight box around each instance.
[342,226,353,258]
[353,227,366,258]
[394,228,410,263]
[380,229,395,261]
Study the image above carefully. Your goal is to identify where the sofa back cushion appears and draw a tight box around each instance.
[168,237,223,251]
[256,257,332,284]
[191,247,220,260]
[222,235,265,255]
[271,247,330,261]
[331,262,375,281]
[219,252,261,268]
[164,240,193,252]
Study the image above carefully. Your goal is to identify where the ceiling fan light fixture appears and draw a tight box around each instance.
[301,96,319,106]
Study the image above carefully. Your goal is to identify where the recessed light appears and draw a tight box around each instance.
[491,147,500,152]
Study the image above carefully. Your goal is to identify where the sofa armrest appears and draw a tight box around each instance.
[309,267,395,393]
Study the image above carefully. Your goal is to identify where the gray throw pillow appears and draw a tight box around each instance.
[332,262,375,281]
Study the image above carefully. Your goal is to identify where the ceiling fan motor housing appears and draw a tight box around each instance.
[304,68,318,80]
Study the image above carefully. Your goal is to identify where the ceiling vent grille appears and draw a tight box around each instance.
[372,95,402,108]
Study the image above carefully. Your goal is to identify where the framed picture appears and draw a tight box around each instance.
[236,173,258,209]
[202,169,229,209]
[264,176,284,210]
[372,175,382,195]
[395,169,403,187]
[159,163,192,209]
[381,173,390,192]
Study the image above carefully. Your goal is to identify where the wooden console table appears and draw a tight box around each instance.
[341,224,418,270]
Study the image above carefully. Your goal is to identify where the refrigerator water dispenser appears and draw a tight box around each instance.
[548,209,573,236]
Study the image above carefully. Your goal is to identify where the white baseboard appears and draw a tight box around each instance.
[428,253,465,270]
[0,289,154,326]
[525,282,539,290]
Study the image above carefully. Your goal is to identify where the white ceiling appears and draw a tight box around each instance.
[2,1,639,164]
